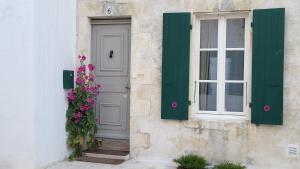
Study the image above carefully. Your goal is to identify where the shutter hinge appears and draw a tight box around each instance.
[188,100,191,105]
[190,25,193,30]
[249,102,252,108]
[251,22,253,28]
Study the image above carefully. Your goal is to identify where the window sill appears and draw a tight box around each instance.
[191,113,247,123]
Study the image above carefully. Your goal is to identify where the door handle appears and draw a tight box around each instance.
[109,50,113,58]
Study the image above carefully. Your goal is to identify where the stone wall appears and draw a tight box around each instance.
[77,0,300,168]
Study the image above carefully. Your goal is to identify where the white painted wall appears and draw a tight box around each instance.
[0,0,76,169]
[34,0,76,168]
[0,0,35,169]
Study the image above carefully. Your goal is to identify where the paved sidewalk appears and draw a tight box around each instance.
[46,160,176,169]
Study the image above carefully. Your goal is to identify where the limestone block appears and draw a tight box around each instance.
[131,68,152,85]
[183,120,202,129]
[183,0,218,12]
[130,99,151,116]
[131,84,152,100]
[131,33,153,68]
[131,132,150,149]
[77,0,104,17]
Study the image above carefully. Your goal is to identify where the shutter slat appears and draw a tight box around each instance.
[251,8,285,125]
[161,13,191,120]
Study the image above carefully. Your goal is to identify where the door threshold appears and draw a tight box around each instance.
[78,138,130,165]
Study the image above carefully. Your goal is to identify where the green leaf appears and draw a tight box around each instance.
[174,154,208,169]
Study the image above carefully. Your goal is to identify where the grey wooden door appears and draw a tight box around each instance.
[91,22,130,139]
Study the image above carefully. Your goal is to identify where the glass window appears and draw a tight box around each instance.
[200,20,218,48]
[198,15,247,115]
[225,83,243,112]
[225,51,244,80]
[226,18,245,48]
[200,51,218,80]
[199,83,217,111]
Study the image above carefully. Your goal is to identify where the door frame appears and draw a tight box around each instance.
[90,18,131,140]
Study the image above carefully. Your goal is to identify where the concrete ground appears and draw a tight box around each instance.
[45,160,176,169]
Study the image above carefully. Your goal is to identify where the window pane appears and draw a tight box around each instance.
[225,51,244,80]
[199,83,217,111]
[200,20,218,48]
[200,51,218,80]
[226,18,245,48]
[225,83,243,112]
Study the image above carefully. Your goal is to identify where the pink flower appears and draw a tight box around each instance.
[96,84,101,89]
[67,89,74,95]
[86,98,94,104]
[88,64,95,71]
[67,90,76,102]
[80,105,85,111]
[74,119,80,124]
[78,55,81,59]
[78,65,86,73]
[84,75,88,80]
[76,76,84,84]
[73,112,83,119]
[76,77,82,84]
[84,105,91,111]
[81,55,86,61]
[89,74,94,82]
[68,95,75,102]
[89,86,96,93]
[80,105,90,111]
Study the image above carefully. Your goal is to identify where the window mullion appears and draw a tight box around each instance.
[216,17,221,114]
[218,16,226,114]
[243,16,249,113]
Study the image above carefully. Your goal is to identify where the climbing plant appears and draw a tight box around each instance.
[66,55,100,160]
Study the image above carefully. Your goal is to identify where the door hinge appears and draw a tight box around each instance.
[249,102,252,108]
[251,22,253,28]
[188,100,191,105]
[190,25,193,30]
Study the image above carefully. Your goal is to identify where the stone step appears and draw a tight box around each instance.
[78,156,125,165]
[97,138,129,151]
[78,138,130,165]
[84,149,129,160]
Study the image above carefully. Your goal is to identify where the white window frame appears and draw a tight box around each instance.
[191,12,251,118]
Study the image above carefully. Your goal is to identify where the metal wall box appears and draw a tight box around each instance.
[63,70,74,89]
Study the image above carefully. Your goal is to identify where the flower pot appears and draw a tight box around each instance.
[79,136,88,150]
[79,136,85,145]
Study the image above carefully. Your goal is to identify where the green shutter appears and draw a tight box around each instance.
[161,13,191,120]
[251,8,285,125]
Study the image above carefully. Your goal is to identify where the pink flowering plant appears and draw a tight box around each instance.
[66,55,100,159]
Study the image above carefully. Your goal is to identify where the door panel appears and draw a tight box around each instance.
[92,23,130,139]
[95,25,129,77]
